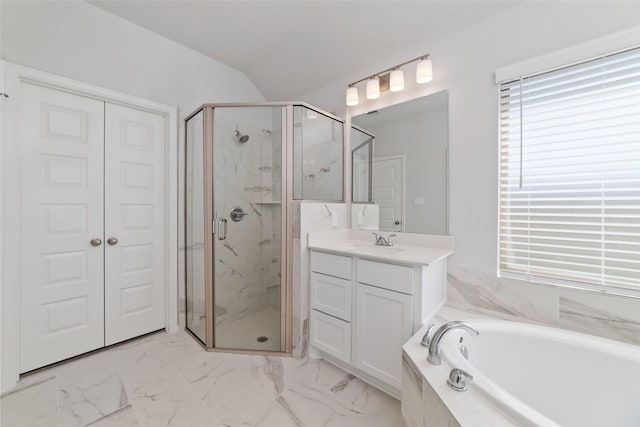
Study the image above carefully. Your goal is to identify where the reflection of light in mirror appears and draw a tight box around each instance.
[346,86,359,106]
[416,57,433,83]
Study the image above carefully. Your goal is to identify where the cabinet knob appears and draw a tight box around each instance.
[107,237,118,245]
[90,238,102,247]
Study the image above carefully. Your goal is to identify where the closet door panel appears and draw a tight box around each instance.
[104,103,166,345]
[19,83,105,372]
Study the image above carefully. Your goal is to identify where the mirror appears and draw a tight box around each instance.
[351,90,448,234]
[351,126,374,203]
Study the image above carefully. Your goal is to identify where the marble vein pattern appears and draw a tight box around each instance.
[181,107,284,350]
[447,266,558,325]
[559,288,640,346]
[420,380,461,427]
[350,204,380,231]
[292,108,344,202]
[292,202,349,360]
[57,352,129,427]
[1,329,401,427]
[446,266,640,346]
[85,405,139,427]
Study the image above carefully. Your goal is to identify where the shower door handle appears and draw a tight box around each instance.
[217,218,227,241]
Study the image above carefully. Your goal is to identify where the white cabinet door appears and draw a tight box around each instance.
[104,103,166,345]
[19,83,105,372]
[355,283,412,389]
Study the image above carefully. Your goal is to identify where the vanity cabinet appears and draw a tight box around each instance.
[309,249,447,397]
[355,283,412,388]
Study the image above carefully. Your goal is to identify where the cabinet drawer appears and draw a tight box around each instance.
[310,309,351,363]
[311,273,352,321]
[311,251,352,279]
[357,259,414,294]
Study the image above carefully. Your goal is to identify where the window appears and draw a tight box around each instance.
[499,47,640,293]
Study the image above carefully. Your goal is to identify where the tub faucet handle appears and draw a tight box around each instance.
[447,368,473,392]
[420,324,436,347]
[428,321,479,365]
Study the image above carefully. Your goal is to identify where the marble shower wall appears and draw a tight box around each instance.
[179,106,284,335]
[292,106,344,202]
[213,107,283,326]
[292,202,349,359]
[447,266,640,346]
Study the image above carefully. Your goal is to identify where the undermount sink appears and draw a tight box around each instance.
[343,244,405,253]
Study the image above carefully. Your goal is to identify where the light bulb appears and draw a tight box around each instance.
[346,86,359,106]
[389,69,404,92]
[416,57,433,83]
[366,77,380,99]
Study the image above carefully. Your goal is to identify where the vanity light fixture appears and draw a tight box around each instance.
[345,54,432,106]
[366,77,380,99]
[389,68,404,92]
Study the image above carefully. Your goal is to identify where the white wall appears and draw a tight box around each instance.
[1,1,264,111]
[299,1,640,343]
[301,1,640,273]
[1,0,266,307]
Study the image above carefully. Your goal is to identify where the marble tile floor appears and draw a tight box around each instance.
[0,329,402,427]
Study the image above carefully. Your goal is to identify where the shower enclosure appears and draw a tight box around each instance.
[185,103,344,353]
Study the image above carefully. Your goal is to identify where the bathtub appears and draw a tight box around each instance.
[439,320,640,427]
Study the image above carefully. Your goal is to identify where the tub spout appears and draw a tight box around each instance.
[428,321,479,365]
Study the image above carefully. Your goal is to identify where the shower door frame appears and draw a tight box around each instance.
[184,102,295,355]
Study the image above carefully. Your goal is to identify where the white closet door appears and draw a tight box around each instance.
[104,103,166,345]
[19,83,105,373]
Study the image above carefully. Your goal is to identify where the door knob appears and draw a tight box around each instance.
[90,238,102,247]
[395,220,400,225]
[107,237,118,245]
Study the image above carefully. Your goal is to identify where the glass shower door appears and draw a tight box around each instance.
[185,110,207,344]
[212,106,284,351]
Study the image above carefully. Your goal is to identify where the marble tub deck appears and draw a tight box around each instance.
[0,329,401,427]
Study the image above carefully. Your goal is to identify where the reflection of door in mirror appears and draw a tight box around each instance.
[351,90,448,235]
[374,155,404,232]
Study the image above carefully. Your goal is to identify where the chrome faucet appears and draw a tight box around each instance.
[427,321,479,365]
[447,368,474,392]
[372,232,396,247]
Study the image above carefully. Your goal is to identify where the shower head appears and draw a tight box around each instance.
[234,129,249,143]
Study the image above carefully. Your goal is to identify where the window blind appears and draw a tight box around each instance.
[499,46,640,291]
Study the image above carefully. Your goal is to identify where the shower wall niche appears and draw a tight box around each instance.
[184,103,344,354]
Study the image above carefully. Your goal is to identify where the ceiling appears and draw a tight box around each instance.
[89,1,519,100]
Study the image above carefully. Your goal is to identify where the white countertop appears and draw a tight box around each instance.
[307,229,454,266]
